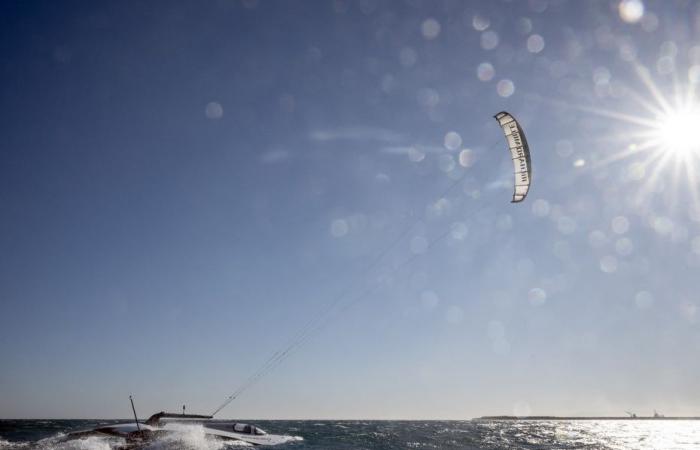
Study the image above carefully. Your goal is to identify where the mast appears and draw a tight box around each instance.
[129,395,141,431]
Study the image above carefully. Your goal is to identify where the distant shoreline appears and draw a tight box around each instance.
[479,416,700,420]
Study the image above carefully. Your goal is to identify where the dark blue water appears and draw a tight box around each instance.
[2,419,699,449]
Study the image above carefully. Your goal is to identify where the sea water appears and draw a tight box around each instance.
[1,419,699,449]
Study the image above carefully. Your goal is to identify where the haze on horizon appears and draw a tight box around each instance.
[1,0,700,420]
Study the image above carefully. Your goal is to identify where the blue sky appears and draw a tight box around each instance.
[1,0,700,419]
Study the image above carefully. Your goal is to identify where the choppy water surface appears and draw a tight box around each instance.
[1,419,699,449]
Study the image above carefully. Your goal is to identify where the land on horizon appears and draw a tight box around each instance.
[479,415,700,420]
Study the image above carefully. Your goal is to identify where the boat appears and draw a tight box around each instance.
[68,404,302,446]
[146,411,300,446]
[69,413,301,446]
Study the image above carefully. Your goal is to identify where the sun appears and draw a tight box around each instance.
[546,62,700,208]
[654,109,700,158]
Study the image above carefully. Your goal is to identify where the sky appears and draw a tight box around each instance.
[1,0,700,420]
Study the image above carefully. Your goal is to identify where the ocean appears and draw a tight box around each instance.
[1,419,700,449]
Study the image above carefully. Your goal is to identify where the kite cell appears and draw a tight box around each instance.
[494,111,532,203]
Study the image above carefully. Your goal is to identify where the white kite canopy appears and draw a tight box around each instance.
[494,111,532,203]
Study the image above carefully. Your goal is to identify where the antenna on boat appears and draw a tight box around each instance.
[129,395,141,431]
[182,404,186,416]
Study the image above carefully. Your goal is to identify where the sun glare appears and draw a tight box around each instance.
[554,63,700,207]
[655,110,700,157]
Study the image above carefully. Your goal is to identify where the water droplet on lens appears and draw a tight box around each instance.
[612,216,630,234]
[444,131,462,151]
[528,288,547,306]
[472,14,490,31]
[331,219,349,237]
[205,102,223,119]
[421,290,440,309]
[458,149,475,167]
[496,79,515,97]
[527,34,545,53]
[477,62,495,81]
[619,0,644,23]
[600,255,618,273]
[421,18,441,40]
[481,31,499,50]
